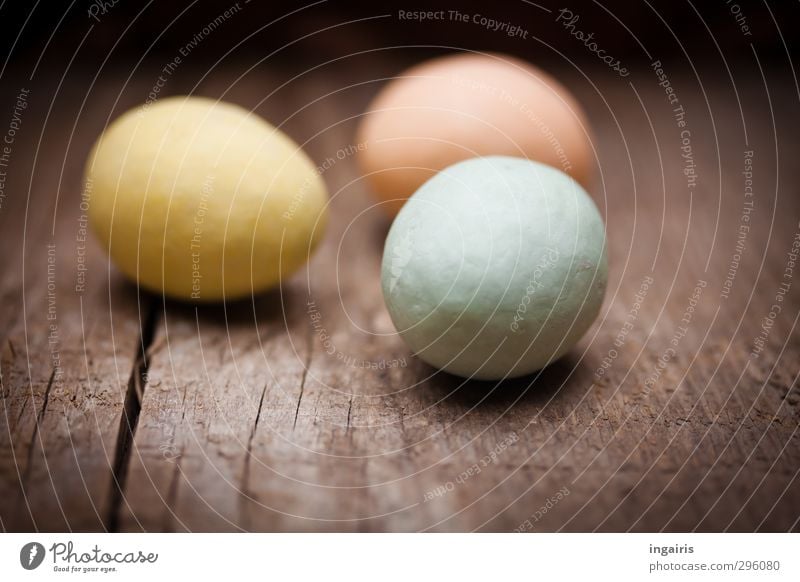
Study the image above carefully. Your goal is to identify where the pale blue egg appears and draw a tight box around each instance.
[381,156,607,380]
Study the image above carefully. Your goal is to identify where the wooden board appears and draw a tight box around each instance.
[1,59,798,532]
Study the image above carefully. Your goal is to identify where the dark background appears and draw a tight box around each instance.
[3,1,798,71]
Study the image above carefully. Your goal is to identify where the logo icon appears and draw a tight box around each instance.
[19,542,45,570]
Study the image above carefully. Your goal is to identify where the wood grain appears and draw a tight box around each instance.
[1,60,798,532]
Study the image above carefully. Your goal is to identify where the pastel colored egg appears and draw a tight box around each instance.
[357,52,593,215]
[85,96,328,301]
[381,156,607,380]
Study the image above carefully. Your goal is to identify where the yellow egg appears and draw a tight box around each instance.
[85,96,327,301]
[357,53,593,215]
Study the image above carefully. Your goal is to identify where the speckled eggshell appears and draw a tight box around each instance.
[381,156,607,380]
[358,52,593,215]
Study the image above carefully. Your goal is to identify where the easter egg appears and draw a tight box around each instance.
[85,96,327,301]
[357,52,593,215]
[381,156,607,380]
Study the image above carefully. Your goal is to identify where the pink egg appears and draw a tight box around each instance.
[357,52,594,215]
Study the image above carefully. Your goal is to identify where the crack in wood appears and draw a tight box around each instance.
[22,367,56,484]
[104,301,159,532]
[292,326,314,430]
[13,396,29,433]
[159,385,189,532]
[162,449,183,533]
[239,383,268,530]
[13,367,57,528]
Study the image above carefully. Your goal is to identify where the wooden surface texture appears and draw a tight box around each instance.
[1,56,798,532]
